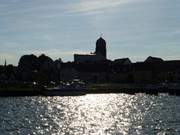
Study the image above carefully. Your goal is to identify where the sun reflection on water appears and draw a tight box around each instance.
[53,94,138,135]
[0,94,179,135]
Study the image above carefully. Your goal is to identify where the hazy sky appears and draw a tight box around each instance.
[0,0,180,65]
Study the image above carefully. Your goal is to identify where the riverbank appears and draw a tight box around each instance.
[0,83,180,96]
[87,83,180,95]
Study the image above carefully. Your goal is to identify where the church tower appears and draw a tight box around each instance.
[95,37,107,59]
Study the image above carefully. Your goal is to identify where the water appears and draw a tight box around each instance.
[0,94,180,135]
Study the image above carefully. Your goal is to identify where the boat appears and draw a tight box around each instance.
[42,80,87,96]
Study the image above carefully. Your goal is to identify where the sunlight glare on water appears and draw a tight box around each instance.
[0,94,180,135]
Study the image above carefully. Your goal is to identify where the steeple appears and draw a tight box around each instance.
[4,59,7,67]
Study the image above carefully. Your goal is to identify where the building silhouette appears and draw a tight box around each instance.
[95,37,106,58]
[74,37,107,63]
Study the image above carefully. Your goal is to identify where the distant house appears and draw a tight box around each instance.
[145,56,163,63]
[114,58,132,65]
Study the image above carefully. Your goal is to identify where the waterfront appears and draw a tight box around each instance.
[0,94,180,135]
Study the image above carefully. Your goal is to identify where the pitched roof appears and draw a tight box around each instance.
[114,58,131,65]
[144,56,163,63]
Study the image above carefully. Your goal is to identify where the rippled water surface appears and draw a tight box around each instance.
[0,94,180,135]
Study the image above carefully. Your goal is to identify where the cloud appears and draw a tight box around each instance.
[66,0,143,14]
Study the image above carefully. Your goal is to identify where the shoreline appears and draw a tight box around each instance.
[0,83,180,97]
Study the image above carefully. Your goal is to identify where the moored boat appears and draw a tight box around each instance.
[43,80,87,96]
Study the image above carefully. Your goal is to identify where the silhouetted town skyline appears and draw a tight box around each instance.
[1,37,179,66]
[1,37,180,85]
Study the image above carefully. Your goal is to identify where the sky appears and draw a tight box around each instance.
[0,0,180,65]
